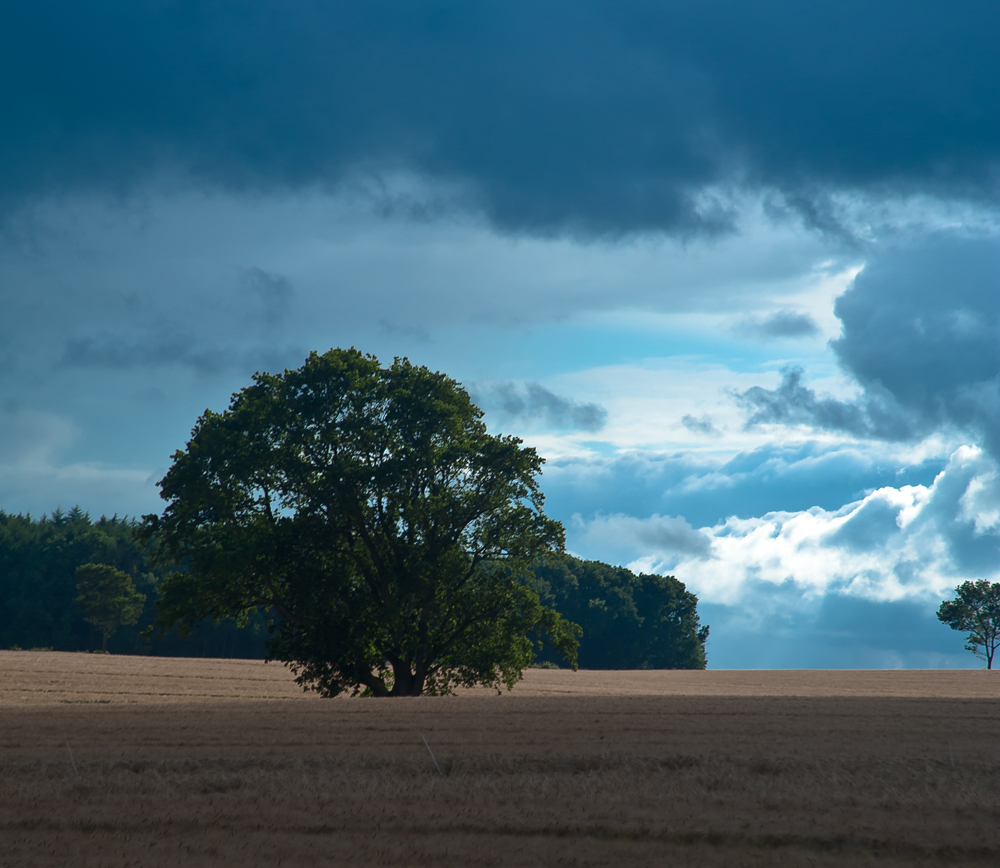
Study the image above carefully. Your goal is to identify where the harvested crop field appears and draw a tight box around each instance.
[2,652,1000,866]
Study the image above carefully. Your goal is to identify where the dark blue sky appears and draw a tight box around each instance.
[2,1,998,667]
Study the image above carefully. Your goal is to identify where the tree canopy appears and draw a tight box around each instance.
[530,554,709,669]
[143,348,579,696]
[938,580,1000,669]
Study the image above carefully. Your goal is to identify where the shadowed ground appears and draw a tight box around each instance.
[2,652,999,866]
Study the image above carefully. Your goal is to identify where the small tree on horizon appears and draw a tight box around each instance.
[937,580,1000,669]
[75,563,146,652]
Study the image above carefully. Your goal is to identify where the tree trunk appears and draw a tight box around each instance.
[389,660,426,696]
[102,630,109,653]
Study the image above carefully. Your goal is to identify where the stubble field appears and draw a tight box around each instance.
[2,651,1000,866]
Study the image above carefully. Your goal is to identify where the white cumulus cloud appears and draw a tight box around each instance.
[578,446,1000,607]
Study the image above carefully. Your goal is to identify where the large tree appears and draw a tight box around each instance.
[938,580,1000,669]
[143,349,579,696]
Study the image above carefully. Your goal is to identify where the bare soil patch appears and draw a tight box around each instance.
[2,651,999,866]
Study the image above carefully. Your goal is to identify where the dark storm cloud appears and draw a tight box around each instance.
[735,367,918,441]
[1,2,997,236]
[733,234,1000,455]
[736,311,819,340]
[474,382,608,431]
[831,236,1000,455]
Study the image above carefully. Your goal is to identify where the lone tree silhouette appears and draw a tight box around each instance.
[938,580,1000,669]
[142,348,579,696]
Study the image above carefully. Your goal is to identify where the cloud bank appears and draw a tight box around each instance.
[580,446,1000,608]
[2,2,997,236]
[832,236,1000,455]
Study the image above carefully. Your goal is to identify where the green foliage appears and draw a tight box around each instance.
[938,580,1000,669]
[530,554,709,669]
[74,563,146,652]
[0,508,147,651]
[143,348,579,697]
[0,507,270,657]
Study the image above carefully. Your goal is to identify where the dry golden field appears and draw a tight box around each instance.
[2,652,1000,866]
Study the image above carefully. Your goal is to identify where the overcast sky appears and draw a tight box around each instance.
[2,1,999,668]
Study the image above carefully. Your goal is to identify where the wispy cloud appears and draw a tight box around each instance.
[239,266,294,325]
[575,512,712,559]
[734,367,917,441]
[473,382,608,432]
[59,334,229,373]
[735,310,819,340]
[680,414,720,436]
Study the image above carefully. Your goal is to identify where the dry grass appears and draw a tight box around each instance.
[2,652,1000,866]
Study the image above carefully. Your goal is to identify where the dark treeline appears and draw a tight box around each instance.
[0,509,708,669]
[0,508,269,657]
[531,555,709,670]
